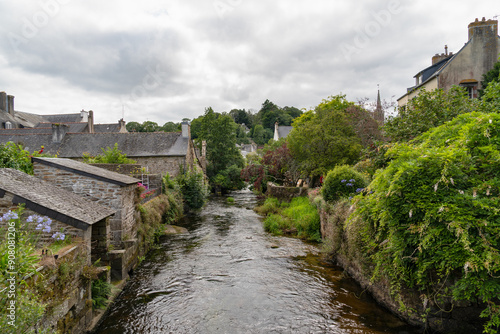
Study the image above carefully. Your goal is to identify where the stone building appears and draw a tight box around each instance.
[398,17,500,107]
[0,168,115,264]
[1,121,201,178]
[0,92,126,132]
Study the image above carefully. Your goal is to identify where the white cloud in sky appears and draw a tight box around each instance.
[0,0,498,124]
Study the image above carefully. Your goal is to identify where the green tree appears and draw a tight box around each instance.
[198,108,245,192]
[288,95,378,179]
[251,124,273,146]
[141,121,159,132]
[126,121,143,132]
[384,86,476,142]
[161,121,179,132]
[479,60,500,98]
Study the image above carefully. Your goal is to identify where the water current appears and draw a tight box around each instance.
[92,189,420,334]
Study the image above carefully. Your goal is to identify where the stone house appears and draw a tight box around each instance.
[398,17,500,107]
[0,168,115,264]
[32,157,141,280]
[0,92,126,132]
[1,121,201,178]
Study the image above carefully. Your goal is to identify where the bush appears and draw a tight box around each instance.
[322,165,368,202]
[176,168,209,210]
[91,279,113,309]
[0,142,34,174]
[83,143,136,164]
[356,112,500,333]
[258,197,321,242]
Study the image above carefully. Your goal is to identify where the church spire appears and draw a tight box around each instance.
[374,85,384,124]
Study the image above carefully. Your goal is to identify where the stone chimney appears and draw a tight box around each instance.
[181,121,190,139]
[52,124,69,143]
[468,17,498,40]
[88,110,94,133]
[0,92,6,112]
[273,122,279,141]
[118,118,127,132]
[7,95,14,115]
[432,45,453,65]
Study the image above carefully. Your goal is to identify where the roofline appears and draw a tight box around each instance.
[0,188,100,230]
[32,157,138,186]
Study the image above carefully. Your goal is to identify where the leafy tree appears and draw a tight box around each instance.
[229,108,254,128]
[198,108,245,192]
[384,86,476,142]
[251,124,273,146]
[161,122,179,132]
[479,60,500,98]
[175,168,209,210]
[257,99,281,130]
[126,121,143,132]
[142,121,159,132]
[288,95,378,179]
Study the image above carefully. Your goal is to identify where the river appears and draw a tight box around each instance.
[92,189,420,334]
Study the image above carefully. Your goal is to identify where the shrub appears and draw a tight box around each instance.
[0,142,34,174]
[176,168,209,210]
[356,112,500,333]
[83,143,136,164]
[322,165,368,202]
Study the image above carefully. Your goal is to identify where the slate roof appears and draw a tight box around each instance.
[277,126,293,139]
[33,157,140,186]
[0,110,47,128]
[44,113,84,123]
[94,123,120,133]
[0,122,89,135]
[0,168,115,230]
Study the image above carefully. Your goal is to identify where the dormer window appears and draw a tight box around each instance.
[5,121,12,129]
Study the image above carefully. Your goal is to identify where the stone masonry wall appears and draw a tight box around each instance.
[33,162,134,246]
[132,156,186,177]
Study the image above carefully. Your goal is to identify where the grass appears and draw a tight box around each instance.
[258,196,321,242]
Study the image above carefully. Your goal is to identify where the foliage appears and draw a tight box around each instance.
[255,99,302,131]
[196,107,245,192]
[91,279,113,309]
[0,207,49,333]
[161,173,176,191]
[322,165,368,202]
[126,120,180,133]
[355,112,500,333]
[83,143,136,164]
[240,162,266,192]
[175,168,209,210]
[288,95,379,179]
[229,108,254,128]
[479,60,500,98]
[384,86,476,142]
[161,121,180,132]
[0,142,35,174]
[251,124,273,146]
[258,197,321,242]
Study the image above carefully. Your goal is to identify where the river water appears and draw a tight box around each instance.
[92,190,420,334]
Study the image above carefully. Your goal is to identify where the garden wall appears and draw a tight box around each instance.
[266,182,308,200]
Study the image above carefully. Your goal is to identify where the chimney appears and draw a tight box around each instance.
[80,110,89,122]
[7,95,14,115]
[118,118,127,132]
[88,110,94,133]
[52,124,69,143]
[181,121,190,139]
[432,45,453,65]
[468,17,498,40]
[0,92,6,112]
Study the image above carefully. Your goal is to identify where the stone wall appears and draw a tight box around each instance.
[132,156,186,177]
[33,162,136,246]
[90,163,143,175]
[266,182,308,200]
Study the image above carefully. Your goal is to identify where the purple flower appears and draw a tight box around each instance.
[341,180,346,183]
[349,179,355,183]
[52,232,65,241]
[0,211,19,222]
[42,225,51,233]
[26,215,35,223]
[346,183,353,187]
[356,188,364,193]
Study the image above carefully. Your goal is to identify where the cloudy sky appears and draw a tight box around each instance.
[0,0,498,124]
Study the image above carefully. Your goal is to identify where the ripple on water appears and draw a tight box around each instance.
[92,189,421,334]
